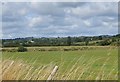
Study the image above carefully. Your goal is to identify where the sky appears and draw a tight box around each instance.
[2,2,118,39]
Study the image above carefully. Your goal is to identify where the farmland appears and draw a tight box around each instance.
[2,2,119,81]
[2,46,118,80]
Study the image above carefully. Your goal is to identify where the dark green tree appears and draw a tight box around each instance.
[85,40,89,46]
[99,39,111,46]
[17,46,27,52]
[67,36,71,46]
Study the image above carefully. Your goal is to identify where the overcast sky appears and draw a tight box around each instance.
[2,2,118,39]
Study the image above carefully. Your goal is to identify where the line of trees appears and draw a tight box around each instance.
[1,34,120,47]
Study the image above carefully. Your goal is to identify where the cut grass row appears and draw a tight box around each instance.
[2,46,117,52]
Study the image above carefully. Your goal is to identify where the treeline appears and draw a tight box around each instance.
[2,34,120,47]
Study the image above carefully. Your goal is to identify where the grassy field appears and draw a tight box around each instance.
[2,46,118,80]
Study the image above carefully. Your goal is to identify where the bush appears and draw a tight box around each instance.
[98,40,111,46]
[17,46,27,52]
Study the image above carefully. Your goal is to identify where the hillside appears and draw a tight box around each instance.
[2,34,120,47]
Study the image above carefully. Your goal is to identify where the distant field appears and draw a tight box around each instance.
[2,46,118,80]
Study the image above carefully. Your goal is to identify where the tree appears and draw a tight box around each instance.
[17,46,27,52]
[85,40,89,46]
[67,36,71,46]
[98,36,102,40]
[99,39,111,46]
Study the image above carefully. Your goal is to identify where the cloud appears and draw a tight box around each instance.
[2,2,118,39]
[66,2,117,19]
[28,16,43,27]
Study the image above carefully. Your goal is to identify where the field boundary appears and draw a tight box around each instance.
[1,46,118,52]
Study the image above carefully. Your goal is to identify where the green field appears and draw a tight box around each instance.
[2,46,118,80]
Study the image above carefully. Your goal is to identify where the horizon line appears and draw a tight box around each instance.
[2,33,119,39]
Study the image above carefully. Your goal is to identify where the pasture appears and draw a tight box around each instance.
[2,46,118,80]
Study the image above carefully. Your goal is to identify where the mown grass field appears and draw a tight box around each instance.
[2,46,118,80]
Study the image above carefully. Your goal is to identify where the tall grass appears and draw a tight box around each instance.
[2,47,118,80]
[2,58,118,80]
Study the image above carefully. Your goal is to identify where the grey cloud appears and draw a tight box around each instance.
[2,2,118,38]
[57,2,87,7]
[29,2,65,17]
[67,2,117,19]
